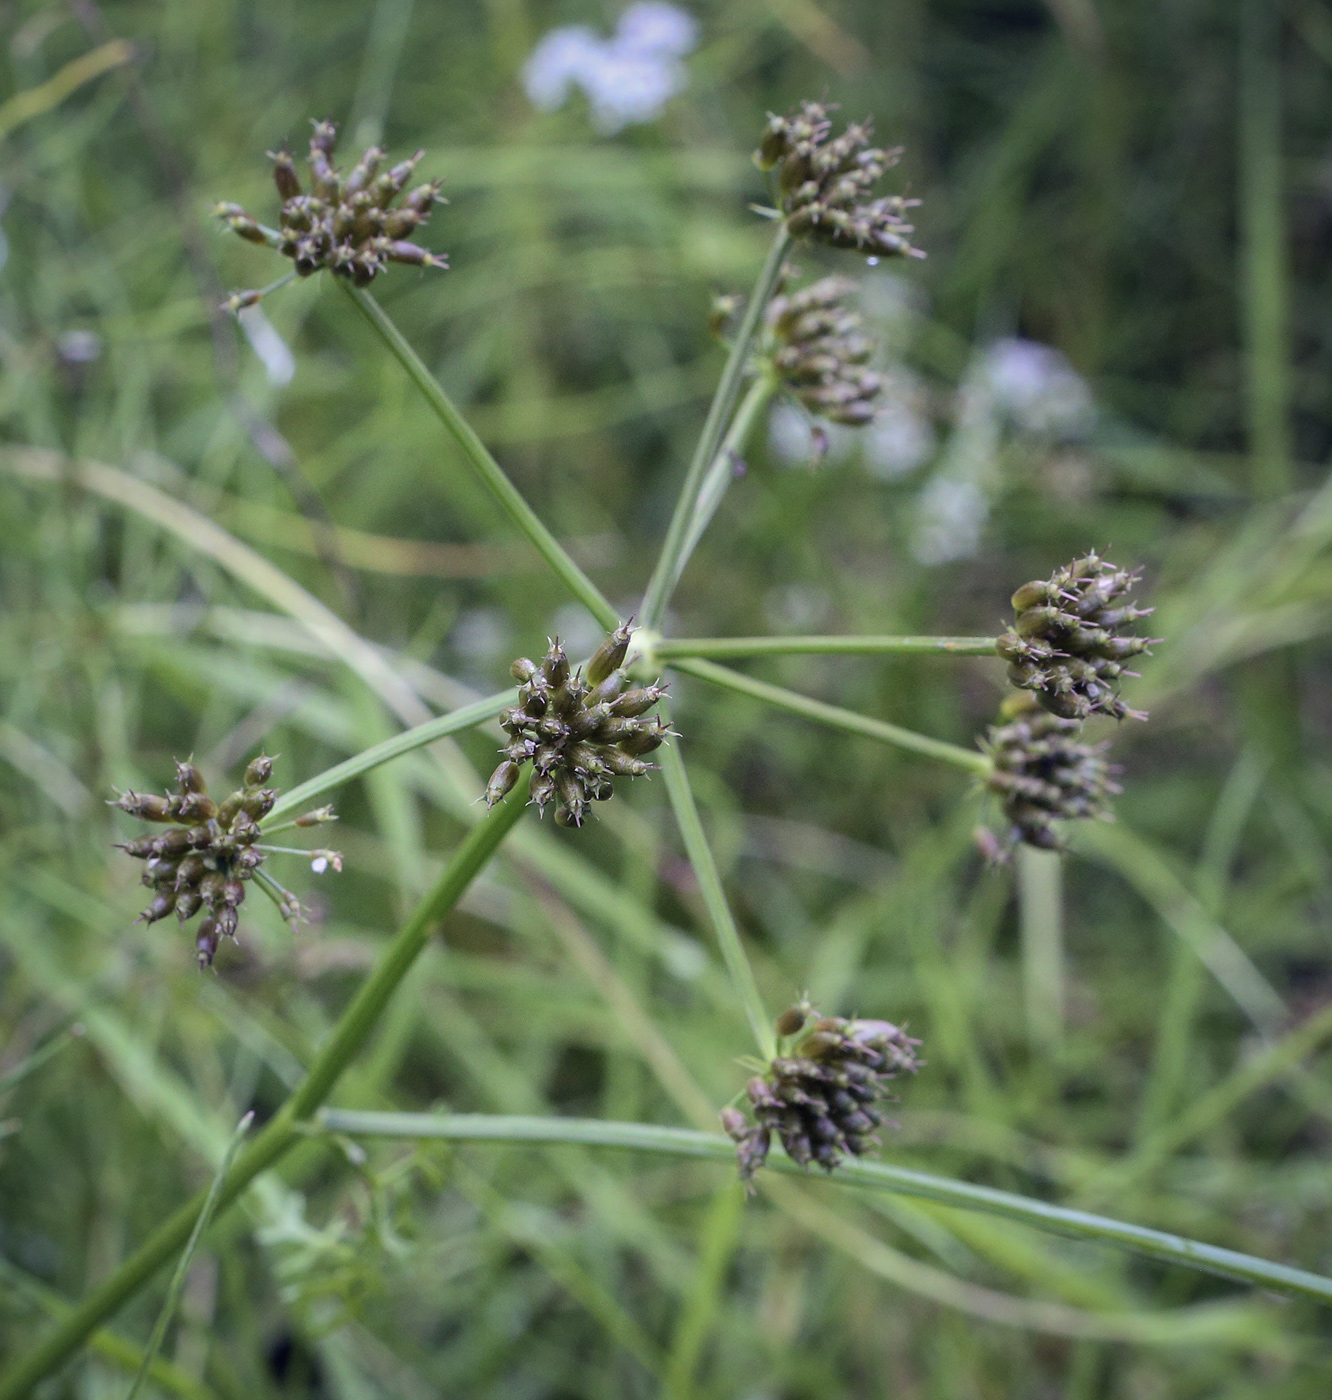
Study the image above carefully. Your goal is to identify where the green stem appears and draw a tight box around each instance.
[263,688,515,825]
[673,657,991,775]
[640,226,794,629]
[655,635,1000,661]
[673,373,778,572]
[659,738,777,1061]
[124,1113,253,1400]
[0,792,527,1400]
[314,1109,1332,1308]
[343,284,618,630]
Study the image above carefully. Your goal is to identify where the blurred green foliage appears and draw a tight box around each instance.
[4,0,1332,1395]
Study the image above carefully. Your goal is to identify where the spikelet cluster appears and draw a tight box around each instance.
[765,276,884,427]
[216,120,444,300]
[722,1005,921,1185]
[996,553,1154,722]
[486,624,671,828]
[982,695,1120,852]
[113,757,281,965]
[755,102,923,260]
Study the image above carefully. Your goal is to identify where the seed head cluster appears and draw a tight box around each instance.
[216,120,445,301]
[765,276,883,427]
[982,695,1120,852]
[755,102,923,261]
[486,625,671,828]
[996,553,1154,722]
[113,757,280,966]
[722,1005,921,1185]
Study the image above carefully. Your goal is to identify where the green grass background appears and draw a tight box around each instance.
[4,0,1332,1394]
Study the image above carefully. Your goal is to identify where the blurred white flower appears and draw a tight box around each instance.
[767,400,852,468]
[910,477,988,565]
[550,603,606,659]
[864,371,935,480]
[763,582,832,633]
[57,330,101,364]
[522,2,698,134]
[452,608,512,668]
[238,305,296,387]
[979,337,1094,439]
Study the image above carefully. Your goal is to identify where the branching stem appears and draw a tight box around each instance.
[314,1109,1332,1308]
[656,635,1000,660]
[672,657,991,775]
[640,227,794,628]
[0,792,527,1400]
[343,285,619,630]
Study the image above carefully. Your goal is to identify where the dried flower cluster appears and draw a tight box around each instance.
[722,1005,920,1184]
[996,553,1154,722]
[982,695,1120,851]
[216,120,445,300]
[113,758,335,965]
[765,276,884,427]
[486,624,671,828]
[755,101,922,261]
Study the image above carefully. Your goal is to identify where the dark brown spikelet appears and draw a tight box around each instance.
[111,755,328,966]
[722,1008,921,1186]
[755,102,923,261]
[765,275,883,427]
[485,624,671,828]
[216,121,446,304]
[981,694,1121,852]
[996,552,1155,722]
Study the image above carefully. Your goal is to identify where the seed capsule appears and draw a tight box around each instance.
[244,754,275,787]
[177,792,217,822]
[272,150,301,199]
[195,918,220,968]
[175,762,206,794]
[139,890,177,924]
[586,623,632,688]
[111,791,176,822]
[485,760,521,806]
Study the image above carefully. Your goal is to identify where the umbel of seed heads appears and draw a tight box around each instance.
[755,101,923,261]
[982,693,1121,852]
[721,1004,921,1186]
[996,553,1155,722]
[765,275,884,427]
[215,120,445,299]
[113,756,281,966]
[485,624,671,828]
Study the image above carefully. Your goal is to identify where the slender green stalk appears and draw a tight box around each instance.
[659,738,777,1061]
[1238,0,1290,496]
[264,689,515,824]
[655,635,1000,660]
[640,226,794,628]
[0,792,527,1400]
[673,657,991,775]
[0,1021,81,1097]
[124,1113,253,1400]
[343,284,618,630]
[1017,846,1064,1050]
[1077,999,1332,1208]
[674,372,779,569]
[314,1109,1332,1308]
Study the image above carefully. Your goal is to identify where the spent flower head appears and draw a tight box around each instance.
[216,120,445,306]
[722,1004,921,1186]
[765,274,884,427]
[112,755,334,965]
[981,694,1120,853]
[996,552,1155,722]
[755,101,923,261]
[486,623,672,828]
